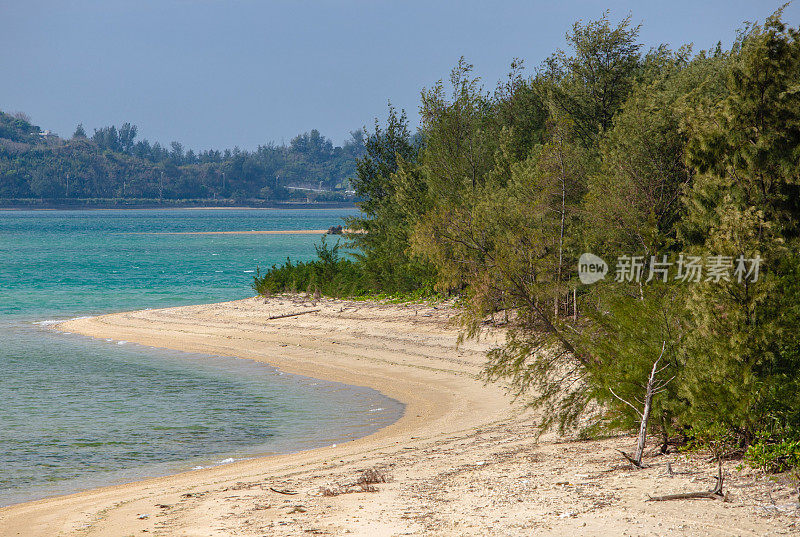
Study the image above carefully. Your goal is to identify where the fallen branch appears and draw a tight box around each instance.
[647,490,725,501]
[269,487,299,495]
[647,460,726,502]
[268,309,320,320]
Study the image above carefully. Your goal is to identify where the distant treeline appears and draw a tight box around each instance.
[0,112,365,203]
[255,10,800,472]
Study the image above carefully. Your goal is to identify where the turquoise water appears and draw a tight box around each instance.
[0,209,402,506]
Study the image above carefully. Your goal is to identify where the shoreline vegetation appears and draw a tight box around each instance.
[0,298,793,536]
[3,6,800,536]
[255,8,800,479]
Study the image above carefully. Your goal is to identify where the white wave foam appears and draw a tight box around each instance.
[192,456,249,470]
[35,314,93,327]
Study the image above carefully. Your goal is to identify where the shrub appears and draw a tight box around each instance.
[746,430,800,473]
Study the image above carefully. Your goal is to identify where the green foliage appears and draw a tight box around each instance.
[252,235,370,298]
[676,13,800,448]
[683,13,800,241]
[0,111,364,203]
[415,8,800,469]
[746,429,800,473]
[579,286,686,439]
[346,104,436,293]
[491,60,549,161]
[350,104,418,216]
[541,13,643,145]
[0,111,41,143]
[252,9,800,469]
[252,234,441,301]
[583,50,727,258]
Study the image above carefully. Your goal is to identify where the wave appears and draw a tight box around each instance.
[33,319,63,326]
[191,456,250,471]
[33,315,90,326]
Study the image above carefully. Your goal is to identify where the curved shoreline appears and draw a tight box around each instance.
[0,297,793,536]
[0,297,512,536]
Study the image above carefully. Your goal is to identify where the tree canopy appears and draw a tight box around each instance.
[254,8,800,472]
[0,114,365,204]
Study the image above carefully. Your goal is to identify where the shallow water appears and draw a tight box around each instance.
[0,209,403,506]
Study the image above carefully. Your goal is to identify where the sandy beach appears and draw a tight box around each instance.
[0,297,797,536]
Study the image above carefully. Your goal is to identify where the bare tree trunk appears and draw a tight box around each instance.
[635,378,655,463]
[634,343,667,465]
[555,140,567,320]
[610,342,670,468]
[572,288,577,321]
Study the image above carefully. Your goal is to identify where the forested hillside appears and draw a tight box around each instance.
[255,10,800,472]
[0,112,364,205]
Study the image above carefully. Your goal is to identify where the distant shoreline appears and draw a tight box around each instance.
[0,200,358,211]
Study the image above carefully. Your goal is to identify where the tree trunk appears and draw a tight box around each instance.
[634,345,665,465]
[573,288,577,320]
[555,134,567,320]
[635,378,654,465]
[610,342,668,468]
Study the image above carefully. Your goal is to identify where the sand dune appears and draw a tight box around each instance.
[0,297,794,536]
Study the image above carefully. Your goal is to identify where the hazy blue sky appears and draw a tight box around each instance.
[1,1,797,150]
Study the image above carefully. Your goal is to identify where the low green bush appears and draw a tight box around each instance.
[745,429,800,473]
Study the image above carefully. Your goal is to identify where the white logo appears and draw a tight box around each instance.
[578,253,608,284]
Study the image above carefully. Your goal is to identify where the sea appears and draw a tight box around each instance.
[0,208,403,507]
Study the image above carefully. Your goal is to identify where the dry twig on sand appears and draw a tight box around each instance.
[270,487,299,495]
[268,309,320,320]
[647,460,727,502]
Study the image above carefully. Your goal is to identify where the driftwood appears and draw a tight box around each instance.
[268,309,320,320]
[647,490,725,501]
[269,487,298,495]
[647,460,726,502]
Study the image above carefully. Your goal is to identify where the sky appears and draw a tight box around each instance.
[1,0,798,151]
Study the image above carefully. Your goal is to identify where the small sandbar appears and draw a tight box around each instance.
[122,229,331,235]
